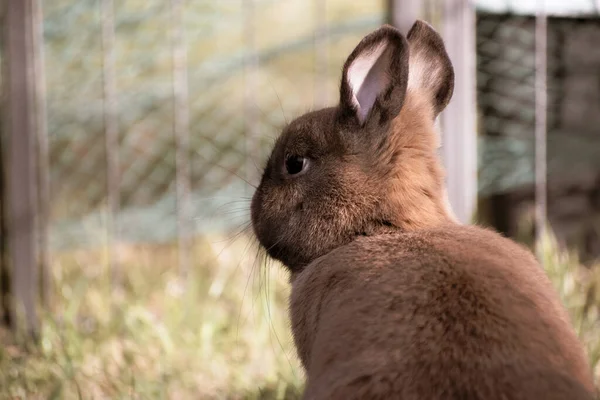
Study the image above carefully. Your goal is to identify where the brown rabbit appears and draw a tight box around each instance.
[250,20,596,399]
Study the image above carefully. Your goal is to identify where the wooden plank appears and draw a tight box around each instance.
[4,0,39,335]
[0,59,10,328]
[0,181,9,326]
[440,0,478,224]
[1,0,9,326]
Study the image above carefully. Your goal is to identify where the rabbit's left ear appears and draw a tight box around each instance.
[338,25,410,126]
[406,20,454,118]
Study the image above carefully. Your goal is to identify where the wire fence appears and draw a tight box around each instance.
[39,1,386,252]
[1,0,389,331]
[476,12,600,263]
[1,0,600,331]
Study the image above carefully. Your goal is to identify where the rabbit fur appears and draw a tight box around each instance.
[250,20,596,400]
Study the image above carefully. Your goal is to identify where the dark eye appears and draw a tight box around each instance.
[285,154,307,175]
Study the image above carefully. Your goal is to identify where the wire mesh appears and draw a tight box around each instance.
[15,0,600,266]
[476,11,600,263]
[39,0,386,251]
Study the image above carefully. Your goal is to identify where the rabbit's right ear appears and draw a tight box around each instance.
[406,20,455,118]
[338,25,410,127]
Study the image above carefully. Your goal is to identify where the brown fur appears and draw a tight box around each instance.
[291,227,595,399]
[380,91,451,230]
[250,21,596,399]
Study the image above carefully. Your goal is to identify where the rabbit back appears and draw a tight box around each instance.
[290,225,596,399]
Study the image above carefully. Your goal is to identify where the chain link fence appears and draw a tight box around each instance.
[476,11,600,263]
[1,2,600,396]
[2,0,600,329]
[41,0,385,250]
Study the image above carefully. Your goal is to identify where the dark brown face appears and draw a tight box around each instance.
[251,107,384,272]
[251,22,455,272]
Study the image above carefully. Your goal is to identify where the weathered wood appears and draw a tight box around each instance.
[440,0,478,224]
[4,0,40,334]
[0,78,10,329]
[0,0,9,325]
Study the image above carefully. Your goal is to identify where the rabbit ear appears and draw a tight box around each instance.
[339,25,410,126]
[406,20,454,118]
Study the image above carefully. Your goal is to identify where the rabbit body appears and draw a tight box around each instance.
[250,20,596,399]
[291,226,595,399]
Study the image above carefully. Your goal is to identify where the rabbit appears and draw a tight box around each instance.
[250,20,596,400]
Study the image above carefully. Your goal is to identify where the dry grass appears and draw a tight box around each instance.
[1,234,304,399]
[0,229,598,399]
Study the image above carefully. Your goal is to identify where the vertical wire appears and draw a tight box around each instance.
[243,0,258,190]
[534,0,548,262]
[101,0,120,290]
[170,0,192,281]
[313,0,328,109]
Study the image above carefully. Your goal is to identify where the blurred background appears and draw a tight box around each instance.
[1,0,599,398]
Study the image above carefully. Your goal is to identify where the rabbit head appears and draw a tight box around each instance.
[251,21,456,272]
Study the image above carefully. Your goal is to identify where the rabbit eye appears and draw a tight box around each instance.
[285,154,307,175]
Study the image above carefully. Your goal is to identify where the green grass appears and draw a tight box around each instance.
[1,229,599,399]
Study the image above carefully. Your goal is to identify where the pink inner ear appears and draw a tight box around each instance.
[356,49,392,122]
[347,41,393,123]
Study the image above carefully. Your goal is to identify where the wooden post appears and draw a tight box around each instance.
[1,0,8,325]
[440,0,478,224]
[0,58,9,328]
[387,0,478,224]
[387,0,421,34]
[3,0,40,335]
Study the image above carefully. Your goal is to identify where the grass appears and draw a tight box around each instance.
[0,234,304,399]
[538,230,600,387]
[0,228,599,399]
